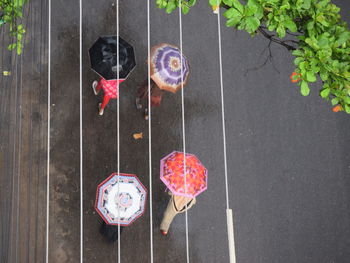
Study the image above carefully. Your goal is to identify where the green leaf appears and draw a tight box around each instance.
[224,7,242,19]
[284,20,297,32]
[343,96,350,104]
[320,88,330,98]
[156,0,163,7]
[320,71,329,81]
[17,42,22,55]
[13,0,25,7]
[316,15,329,26]
[209,0,221,6]
[300,81,310,96]
[222,0,233,6]
[246,0,259,14]
[345,105,350,114]
[276,25,286,38]
[338,32,350,46]
[306,21,315,34]
[166,1,176,13]
[7,43,16,51]
[331,98,339,106]
[226,16,241,27]
[245,16,260,33]
[301,0,311,9]
[294,57,304,66]
[306,71,317,82]
[161,1,168,8]
[292,50,303,56]
[232,0,244,14]
[182,5,190,14]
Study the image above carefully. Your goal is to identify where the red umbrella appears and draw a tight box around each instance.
[160,151,208,198]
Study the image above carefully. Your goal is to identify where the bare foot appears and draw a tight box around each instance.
[98,103,104,115]
[135,98,142,110]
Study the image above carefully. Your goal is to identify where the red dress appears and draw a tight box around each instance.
[97,78,124,110]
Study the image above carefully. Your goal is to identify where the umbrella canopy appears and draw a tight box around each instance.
[160,151,207,198]
[150,43,189,93]
[95,173,147,226]
[89,36,136,80]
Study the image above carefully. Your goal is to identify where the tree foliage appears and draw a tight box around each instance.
[0,0,27,55]
[156,0,350,113]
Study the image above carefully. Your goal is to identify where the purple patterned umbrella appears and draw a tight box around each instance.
[150,43,189,93]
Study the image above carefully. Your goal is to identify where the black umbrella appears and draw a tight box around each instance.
[89,36,136,80]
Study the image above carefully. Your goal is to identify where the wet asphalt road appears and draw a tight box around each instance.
[1,0,350,262]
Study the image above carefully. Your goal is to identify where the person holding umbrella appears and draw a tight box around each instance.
[160,193,196,236]
[135,79,163,120]
[99,220,124,243]
[159,151,208,235]
[136,43,189,120]
[95,173,147,242]
[89,36,136,115]
[92,78,123,115]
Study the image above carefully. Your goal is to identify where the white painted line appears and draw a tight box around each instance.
[147,0,154,262]
[216,4,237,262]
[46,0,51,261]
[226,209,236,263]
[79,0,83,261]
[115,1,121,262]
[178,5,190,263]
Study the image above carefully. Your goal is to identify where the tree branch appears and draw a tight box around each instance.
[245,40,280,75]
[257,27,297,51]
[221,4,299,51]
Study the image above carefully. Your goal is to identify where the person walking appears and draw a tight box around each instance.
[99,221,124,243]
[89,36,136,115]
[136,43,190,120]
[160,193,196,236]
[92,77,123,115]
[135,79,163,120]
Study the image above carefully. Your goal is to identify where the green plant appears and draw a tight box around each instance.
[156,0,350,113]
[0,0,27,55]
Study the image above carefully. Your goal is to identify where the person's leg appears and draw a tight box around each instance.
[99,95,111,115]
[100,222,120,243]
[135,97,142,110]
[135,81,148,110]
[100,221,107,236]
[160,196,178,235]
[144,108,149,120]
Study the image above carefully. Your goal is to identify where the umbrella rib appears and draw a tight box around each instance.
[178,5,190,263]
[147,0,154,262]
[216,3,236,263]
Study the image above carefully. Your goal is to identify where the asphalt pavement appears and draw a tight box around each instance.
[1,0,350,262]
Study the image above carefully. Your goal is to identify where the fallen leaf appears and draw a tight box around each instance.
[133,132,143,140]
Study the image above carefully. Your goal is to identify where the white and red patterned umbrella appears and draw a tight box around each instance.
[95,173,147,226]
